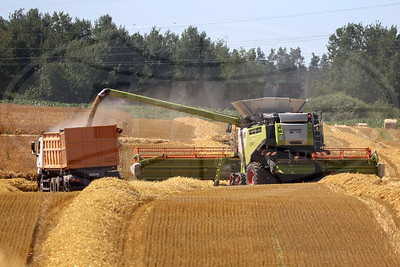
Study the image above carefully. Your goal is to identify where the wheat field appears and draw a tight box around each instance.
[0,103,400,265]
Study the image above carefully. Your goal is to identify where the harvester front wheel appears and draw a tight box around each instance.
[245,162,268,185]
[245,162,278,185]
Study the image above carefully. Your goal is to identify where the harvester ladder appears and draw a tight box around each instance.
[312,113,324,151]
[214,157,227,186]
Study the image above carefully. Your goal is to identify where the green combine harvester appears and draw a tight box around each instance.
[90,88,385,185]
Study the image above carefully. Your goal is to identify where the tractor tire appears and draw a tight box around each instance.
[229,172,243,186]
[55,177,61,192]
[39,178,44,192]
[229,173,236,185]
[39,176,51,192]
[239,173,247,185]
[36,174,41,190]
[57,176,64,191]
[245,162,278,185]
[50,177,58,192]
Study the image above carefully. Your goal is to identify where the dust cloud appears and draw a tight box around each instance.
[48,97,131,132]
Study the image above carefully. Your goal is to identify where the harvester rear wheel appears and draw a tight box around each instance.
[245,162,278,185]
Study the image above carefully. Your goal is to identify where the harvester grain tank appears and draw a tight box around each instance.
[90,88,385,184]
[31,125,120,192]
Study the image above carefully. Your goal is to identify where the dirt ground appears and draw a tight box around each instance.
[1,103,400,266]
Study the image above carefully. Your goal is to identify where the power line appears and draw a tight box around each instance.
[130,2,400,30]
[2,2,399,32]
[0,43,398,61]
[227,35,330,47]
[0,34,332,51]
[0,45,398,64]
[0,0,130,7]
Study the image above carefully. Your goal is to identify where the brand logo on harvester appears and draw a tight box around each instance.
[289,128,302,134]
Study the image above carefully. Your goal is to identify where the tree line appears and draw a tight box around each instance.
[0,8,399,112]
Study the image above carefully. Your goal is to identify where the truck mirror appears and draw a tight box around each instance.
[31,141,36,155]
[226,124,232,133]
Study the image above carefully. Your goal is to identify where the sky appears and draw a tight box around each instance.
[0,0,399,63]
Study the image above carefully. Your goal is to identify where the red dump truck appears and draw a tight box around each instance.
[31,125,120,192]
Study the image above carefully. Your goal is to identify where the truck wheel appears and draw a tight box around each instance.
[49,178,54,192]
[39,179,44,192]
[39,176,51,192]
[55,177,60,192]
[246,162,277,185]
[57,176,64,191]
[50,177,60,192]
[37,174,42,191]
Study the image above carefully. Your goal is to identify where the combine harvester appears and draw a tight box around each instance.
[90,88,385,185]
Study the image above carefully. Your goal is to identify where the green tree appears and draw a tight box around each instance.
[323,22,400,105]
[172,26,217,103]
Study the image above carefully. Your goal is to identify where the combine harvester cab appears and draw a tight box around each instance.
[31,125,121,192]
[92,88,385,185]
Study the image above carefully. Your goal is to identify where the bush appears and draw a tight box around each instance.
[306,93,399,124]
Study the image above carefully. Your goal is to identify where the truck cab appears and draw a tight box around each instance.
[31,137,44,171]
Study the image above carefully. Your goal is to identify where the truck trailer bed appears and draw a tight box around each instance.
[42,125,119,170]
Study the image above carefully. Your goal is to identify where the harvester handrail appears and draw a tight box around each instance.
[133,146,238,162]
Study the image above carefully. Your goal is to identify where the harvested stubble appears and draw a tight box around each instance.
[0,190,79,266]
[128,176,213,197]
[136,184,400,265]
[0,249,25,267]
[320,173,400,219]
[123,118,196,142]
[320,173,400,256]
[0,192,44,265]
[31,192,79,266]
[32,178,212,266]
[0,178,37,192]
[37,178,141,266]
[0,135,38,177]
[0,103,85,134]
